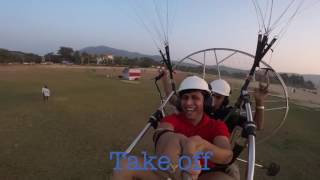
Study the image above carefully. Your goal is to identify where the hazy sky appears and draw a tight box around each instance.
[0,0,319,74]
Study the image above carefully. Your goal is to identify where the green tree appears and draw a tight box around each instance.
[305,80,316,90]
[0,49,10,63]
[45,52,61,63]
[139,57,153,67]
[58,47,74,61]
[73,51,81,64]
[113,56,124,65]
[81,52,90,64]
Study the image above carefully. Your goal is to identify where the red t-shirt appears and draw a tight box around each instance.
[162,113,229,168]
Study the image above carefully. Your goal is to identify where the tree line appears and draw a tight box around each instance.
[0,48,42,63]
[0,47,161,68]
[46,47,162,68]
[177,65,316,90]
[279,73,316,90]
[0,47,316,90]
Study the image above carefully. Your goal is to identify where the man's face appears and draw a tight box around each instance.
[212,93,225,109]
[180,90,204,121]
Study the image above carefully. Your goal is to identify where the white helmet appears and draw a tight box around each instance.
[210,79,231,96]
[178,76,210,94]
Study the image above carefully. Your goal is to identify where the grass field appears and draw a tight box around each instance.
[0,65,319,180]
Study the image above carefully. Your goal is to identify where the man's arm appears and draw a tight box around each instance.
[154,122,189,179]
[254,97,265,130]
[159,69,178,106]
[153,122,174,152]
[253,83,268,130]
[181,135,233,165]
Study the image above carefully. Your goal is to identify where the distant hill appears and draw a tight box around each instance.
[174,61,248,73]
[80,45,161,61]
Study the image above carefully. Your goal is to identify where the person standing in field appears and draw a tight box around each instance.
[41,85,50,102]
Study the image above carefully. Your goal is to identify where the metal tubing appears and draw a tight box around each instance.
[125,123,152,153]
[237,158,280,176]
[245,102,256,180]
[159,91,175,110]
[247,135,256,180]
[237,158,263,168]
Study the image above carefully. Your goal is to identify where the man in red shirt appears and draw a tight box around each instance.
[112,76,233,180]
[155,76,233,180]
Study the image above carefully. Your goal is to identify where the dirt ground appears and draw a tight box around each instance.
[1,64,319,180]
[2,64,319,108]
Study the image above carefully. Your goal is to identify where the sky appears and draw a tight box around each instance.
[0,0,319,74]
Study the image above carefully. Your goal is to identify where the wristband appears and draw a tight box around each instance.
[153,129,174,147]
[152,128,171,141]
[256,106,265,110]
